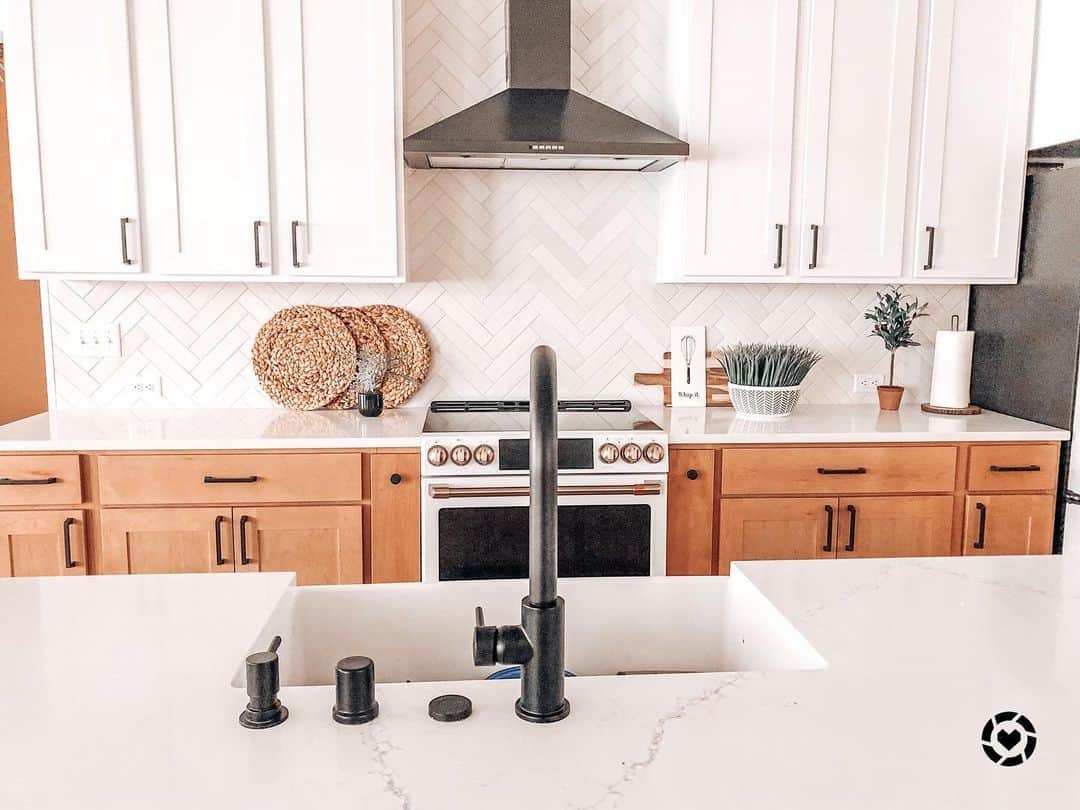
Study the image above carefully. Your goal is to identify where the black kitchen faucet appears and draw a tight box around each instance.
[472,345,570,723]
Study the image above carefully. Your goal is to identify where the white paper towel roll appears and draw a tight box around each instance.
[929,330,975,408]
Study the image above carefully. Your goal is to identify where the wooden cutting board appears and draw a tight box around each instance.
[634,352,732,407]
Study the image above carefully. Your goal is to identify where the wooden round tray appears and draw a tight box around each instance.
[921,403,982,416]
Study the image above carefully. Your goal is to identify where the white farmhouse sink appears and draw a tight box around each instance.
[234,575,825,687]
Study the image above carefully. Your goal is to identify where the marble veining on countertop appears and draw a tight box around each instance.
[2,556,1079,808]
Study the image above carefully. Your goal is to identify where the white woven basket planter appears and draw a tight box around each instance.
[728,383,803,419]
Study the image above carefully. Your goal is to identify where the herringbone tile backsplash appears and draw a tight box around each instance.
[44,0,968,409]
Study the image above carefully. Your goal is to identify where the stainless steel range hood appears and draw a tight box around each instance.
[403,0,689,172]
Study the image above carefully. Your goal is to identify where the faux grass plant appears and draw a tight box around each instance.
[716,343,823,388]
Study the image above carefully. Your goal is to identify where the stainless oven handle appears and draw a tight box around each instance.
[428,481,663,500]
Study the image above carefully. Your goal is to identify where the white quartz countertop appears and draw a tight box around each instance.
[0,407,426,450]
[2,556,1078,808]
[656,403,1070,444]
[0,404,1066,451]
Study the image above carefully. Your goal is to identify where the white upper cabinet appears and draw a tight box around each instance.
[662,0,1037,284]
[6,0,404,281]
[268,0,404,280]
[797,0,918,278]
[911,0,1037,282]
[133,0,273,277]
[674,0,798,279]
[6,0,141,275]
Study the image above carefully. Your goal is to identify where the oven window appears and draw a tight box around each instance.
[438,505,652,581]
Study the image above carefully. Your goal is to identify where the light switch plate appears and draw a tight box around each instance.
[74,323,122,358]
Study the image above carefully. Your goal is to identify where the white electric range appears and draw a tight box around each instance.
[419,400,668,583]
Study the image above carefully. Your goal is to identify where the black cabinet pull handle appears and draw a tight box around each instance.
[989,464,1041,473]
[120,217,135,265]
[239,515,252,566]
[773,223,784,269]
[214,515,227,566]
[203,475,258,484]
[845,504,857,552]
[817,467,867,476]
[823,504,834,553]
[390,473,403,485]
[0,476,58,486]
[809,224,820,269]
[62,517,77,569]
[253,220,266,268]
[686,469,699,481]
[923,225,936,270]
[974,502,987,550]
[290,220,302,268]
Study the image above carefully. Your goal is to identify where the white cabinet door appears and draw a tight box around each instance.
[797,0,919,278]
[134,0,272,276]
[912,0,1036,282]
[268,0,402,279]
[677,0,798,278]
[6,0,141,275]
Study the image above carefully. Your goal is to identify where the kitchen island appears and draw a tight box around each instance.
[2,555,1077,808]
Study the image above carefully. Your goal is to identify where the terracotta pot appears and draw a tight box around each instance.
[876,385,904,411]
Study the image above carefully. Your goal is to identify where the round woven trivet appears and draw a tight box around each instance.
[324,306,389,410]
[252,305,356,410]
[361,305,432,408]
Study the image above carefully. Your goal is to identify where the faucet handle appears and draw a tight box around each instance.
[473,605,498,666]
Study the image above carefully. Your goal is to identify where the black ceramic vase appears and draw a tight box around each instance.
[357,391,384,418]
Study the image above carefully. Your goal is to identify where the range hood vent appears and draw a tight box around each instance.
[403,0,688,173]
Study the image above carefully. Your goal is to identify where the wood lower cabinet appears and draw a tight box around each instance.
[100,508,234,574]
[963,494,1054,556]
[836,496,953,559]
[369,453,420,583]
[666,448,718,575]
[233,506,363,585]
[0,509,87,577]
[719,497,837,574]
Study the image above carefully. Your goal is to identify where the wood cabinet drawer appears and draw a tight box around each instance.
[721,446,956,496]
[0,455,82,506]
[966,444,1059,492]
[97,453,363,505]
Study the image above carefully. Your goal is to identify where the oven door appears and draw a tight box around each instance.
[422,474,667,582]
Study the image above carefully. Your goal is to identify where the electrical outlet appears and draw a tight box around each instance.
[853,372,885,393]
[128,374,163,400]
[74,323,122,358]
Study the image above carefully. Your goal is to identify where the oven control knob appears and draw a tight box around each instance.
[620,443,643,464]
[473,444,495,466]
[598,443,620,465]
[450,445,473,466]
[643,443,666,464]
[427,445,449,467]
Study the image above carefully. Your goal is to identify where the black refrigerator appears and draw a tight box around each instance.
[969,139,1080,553]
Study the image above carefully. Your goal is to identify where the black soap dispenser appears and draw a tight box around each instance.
[239,636,289,729]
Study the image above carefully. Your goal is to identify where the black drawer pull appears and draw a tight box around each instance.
[239,515,252,566]
[203,475,259,484]
[63,517,77,569]
[214,515,227,566]
[974,502,987,550]
[845,504,857,552]
[390,473,403,485]
[0,476,59,486]
[817,467,867,476]
[989,464,1041,473]
[686,469,700,481]
[823,504,834,553]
